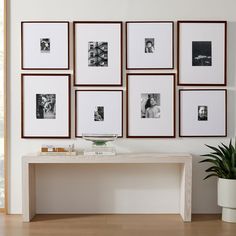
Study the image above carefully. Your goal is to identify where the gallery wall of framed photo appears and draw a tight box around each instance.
[20,20,227,139]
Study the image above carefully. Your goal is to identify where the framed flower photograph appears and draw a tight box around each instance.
[21,74,71,138]
[177,21,227,85]
[179,89,227,137]
[127,74,175,138]
[126,21,174,69]
[21,21,70,70]
[73,21,122,86]
[75,90,123,137]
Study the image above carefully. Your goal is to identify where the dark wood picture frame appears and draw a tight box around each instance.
[21,74,71,138]
[21,21,70,70]
[73,21,123,86]
[126,73,176,138]
[75,90,123,138]
[126,21,174,70]
[179,89,227,137]
[177,21,227,86]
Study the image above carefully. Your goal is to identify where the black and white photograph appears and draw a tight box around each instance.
[179,89,226,137]
[192,41,212,66]
[21,21,69,69]
[126,22,173,69]
[198,105,208,121]
[127,74,175,138]
[40,38,50,53]
[21,74,71,138]
[145,38,155,53]
[36,94,56,119]
[178,21,226,85]
[74,22,122,85]
[88,41,108,67]
[141,93,160,118]
[75,90,123,137]
[94,106,104,121]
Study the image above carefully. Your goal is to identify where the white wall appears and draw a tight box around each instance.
[8,0,236,214]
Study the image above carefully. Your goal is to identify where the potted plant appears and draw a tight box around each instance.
[200,139,236,223]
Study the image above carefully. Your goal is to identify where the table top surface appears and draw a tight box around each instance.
[22,152,192,164]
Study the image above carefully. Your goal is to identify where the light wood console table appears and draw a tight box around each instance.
[22,153,192,222]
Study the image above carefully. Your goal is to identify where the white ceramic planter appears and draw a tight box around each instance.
[218,178,236,223]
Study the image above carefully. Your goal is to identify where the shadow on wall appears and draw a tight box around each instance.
[227,22,236,88]
[227,89,235,137]
[226,22,236,138]
[35,164,181,214]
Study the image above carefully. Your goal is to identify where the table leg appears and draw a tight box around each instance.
[22,162,36,222]
[180,161,192,222]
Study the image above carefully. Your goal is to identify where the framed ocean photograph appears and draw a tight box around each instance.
[127,73,175,138]
[179,89,227,137]
[21,21,70,70]
[75,90,123,137]
[177,21,227,85]
[73,21,122,86]
[21,74,71,138]
[126,21,174,69]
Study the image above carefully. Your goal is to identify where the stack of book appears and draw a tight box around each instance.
[83,147,116,156]
[40,144,76,156]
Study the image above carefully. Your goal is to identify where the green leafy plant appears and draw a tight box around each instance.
[200,140,236,180]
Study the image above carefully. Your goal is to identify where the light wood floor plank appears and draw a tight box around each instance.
[0,214,235,236]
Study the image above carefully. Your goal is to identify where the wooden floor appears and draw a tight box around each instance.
[0,214,236,236]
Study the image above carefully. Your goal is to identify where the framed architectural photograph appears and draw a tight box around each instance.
[73,21,122,86]
[127,74,175,138]
[179,89,227,137]
[75,90,123,137]
[21,21,69,70]
[126,21,174,69]
[178,21,227,85]
[21,74,71,138]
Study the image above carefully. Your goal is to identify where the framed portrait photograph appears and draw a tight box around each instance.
[75,90,123,137]
[178,21,227,85]
[127,74,175,138]
[126,21,174,69]
[21,74,71,138]
[21,21,69,70]
[179,89,227,137]
[73,21,122,86]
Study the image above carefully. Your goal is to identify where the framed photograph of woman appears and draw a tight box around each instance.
[21,74,71,138]
[127,73,175,138]
[21,21,70,70]
[126,21,174,69]
[177,21,227,85]
[73,21,122,86]
[179,89,227,137]
[75,90,123,137]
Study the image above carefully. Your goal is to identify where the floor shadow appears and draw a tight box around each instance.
[191,214,221,222]
[30,214,221,223]
[31,214,103,222]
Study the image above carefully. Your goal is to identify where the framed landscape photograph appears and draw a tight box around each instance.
[126,21,174,69]
[178,21,227,85]
[127,74,175,138]
[73,21,122,86]
[21,21,70,70]
[75,90,123,137]
[179,89,227,137]
[21,74,71,138]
